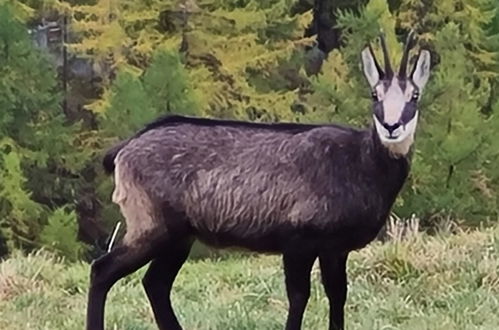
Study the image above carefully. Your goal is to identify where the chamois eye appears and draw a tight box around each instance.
[412,91,419,101]
[371,91,378,100]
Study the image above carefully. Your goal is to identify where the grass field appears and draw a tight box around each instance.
[1,227,499,330]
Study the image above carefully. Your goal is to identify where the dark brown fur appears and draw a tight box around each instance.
[87,116,409,330]
[115,119,407,252]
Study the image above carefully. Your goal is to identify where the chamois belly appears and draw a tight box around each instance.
[194,227,292,253]
[329,210,392,252]
[190,213,387,254]
[177,167,394,253]
[326,221,386,252]
[183,197,390,254]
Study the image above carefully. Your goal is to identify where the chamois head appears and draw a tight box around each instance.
[361,31,431,156]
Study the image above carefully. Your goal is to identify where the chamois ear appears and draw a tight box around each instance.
[361,46,381,88]
[411,50,431,91]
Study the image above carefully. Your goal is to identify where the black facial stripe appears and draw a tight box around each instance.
[400,103,417,126]
[382,80,391,91]
[409,80,420,94]
[398,79,407,91]
[373,102,384,122]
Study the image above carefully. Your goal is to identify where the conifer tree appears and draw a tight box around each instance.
[0,2,88,257]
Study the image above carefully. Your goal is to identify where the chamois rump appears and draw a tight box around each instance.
[86,31,432,330]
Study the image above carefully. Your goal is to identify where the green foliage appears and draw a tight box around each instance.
[143,49,199,116]
[402,22,498,220]
[396,1,499,222]
[98,69,153,137]
[0,146,43,252]
[98,48,199,138]
[40,207,87,261]
[0,3,88,256]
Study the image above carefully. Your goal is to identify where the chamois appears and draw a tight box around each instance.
[86,31,431,330]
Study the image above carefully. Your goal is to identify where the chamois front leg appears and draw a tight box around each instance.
[142,238,193,330]
[319,251,349,330]
[283,248,317,330]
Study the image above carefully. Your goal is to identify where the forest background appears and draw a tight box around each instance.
[0,0,498,261]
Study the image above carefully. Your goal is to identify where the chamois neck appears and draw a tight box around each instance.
[362,127,412,183]
[368,125,414,160]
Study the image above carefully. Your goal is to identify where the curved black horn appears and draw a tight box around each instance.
[399,30,415,78]
[379,32,393,79]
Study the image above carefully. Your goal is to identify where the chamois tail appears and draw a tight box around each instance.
[102,140,129,175]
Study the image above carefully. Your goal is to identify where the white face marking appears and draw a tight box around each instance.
[375,78,415,125]
[372,79,419,156]
[373,111,418,156]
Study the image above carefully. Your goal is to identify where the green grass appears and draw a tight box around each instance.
[1,227,499,330]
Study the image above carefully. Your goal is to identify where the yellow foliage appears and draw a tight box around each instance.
[211,8,267,32]
[296,10,313,32]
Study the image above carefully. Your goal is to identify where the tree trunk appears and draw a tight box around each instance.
[308,0,340,53]
[295,0,367,74]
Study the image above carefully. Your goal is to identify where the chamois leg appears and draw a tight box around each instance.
[283,250,317,330]
[142,239,193,330]
[86,240,159,330]
[319,252,348,330]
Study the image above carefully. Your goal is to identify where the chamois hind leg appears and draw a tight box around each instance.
[283,248,317,330]
[86,236,163,330]
[318,251,349,330]
[142,238,193,330]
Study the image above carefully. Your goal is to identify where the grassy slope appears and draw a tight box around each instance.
[1,227,499,330]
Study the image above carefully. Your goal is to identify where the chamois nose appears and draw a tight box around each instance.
[382,122,400,135]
